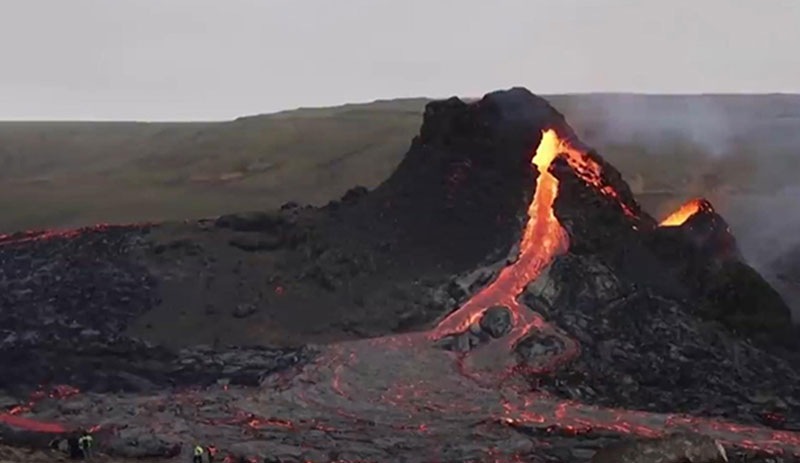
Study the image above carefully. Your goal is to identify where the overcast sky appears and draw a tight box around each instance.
[1,0,798,121]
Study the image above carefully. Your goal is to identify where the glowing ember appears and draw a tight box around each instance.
[0,223,151,247]
[659,198,714,227]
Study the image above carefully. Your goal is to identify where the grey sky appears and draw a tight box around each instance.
[1,0,798,121]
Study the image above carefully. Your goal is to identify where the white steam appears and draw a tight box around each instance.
[557,94,800,319]
[583,94,738,157]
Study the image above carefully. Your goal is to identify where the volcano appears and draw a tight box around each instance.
[2,88,800,462]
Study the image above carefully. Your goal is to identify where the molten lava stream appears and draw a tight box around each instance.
[0,413,66,434]
[503,397,800,455]
[431,129,580,377]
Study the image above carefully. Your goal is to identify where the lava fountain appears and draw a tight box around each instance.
[659,198,714,227]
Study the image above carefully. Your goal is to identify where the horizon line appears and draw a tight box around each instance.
[2,91,799,124]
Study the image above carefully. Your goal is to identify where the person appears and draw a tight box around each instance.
[78,430,94,460]
[206,444,217,463]
[66,435,82,459]
[193,444,205,463]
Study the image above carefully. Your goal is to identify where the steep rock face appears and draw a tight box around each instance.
[771,244,800,320]
[331,88,576,270]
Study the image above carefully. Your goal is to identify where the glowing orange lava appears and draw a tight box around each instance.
[557,140,638,218]
[0,386,80,434]
[659,198,714,227]
[432,129,570,345]
[0,413,66,433]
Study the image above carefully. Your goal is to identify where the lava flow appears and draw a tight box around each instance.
[0,385,79,433]
[659,198,714,227]
[432,129,569,347]
[431,128,635,357]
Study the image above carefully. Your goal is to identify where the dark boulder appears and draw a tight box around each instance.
[228,234,283,252]
[479,305,512,338]
[232,303,258,319]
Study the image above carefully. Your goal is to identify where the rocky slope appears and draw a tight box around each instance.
[1,88,799,462]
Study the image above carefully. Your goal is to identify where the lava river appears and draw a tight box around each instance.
[430,128,576,377]
[5,130,800,461]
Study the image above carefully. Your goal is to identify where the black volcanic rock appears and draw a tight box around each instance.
[522,251,800,424]
[215,211,286,232]
[643,201,792,337]
[0,226,160,389]
[333,88,569,270]
[480,305,512,338]
[0,225,311,392]
[228,234,283,252]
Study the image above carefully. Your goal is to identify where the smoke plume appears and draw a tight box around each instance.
[556,94,800,319]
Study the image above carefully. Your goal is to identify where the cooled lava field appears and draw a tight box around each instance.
[2,88,800,462]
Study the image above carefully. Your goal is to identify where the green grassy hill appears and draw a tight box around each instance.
[2,94,799,232]
[0,99,430,231]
